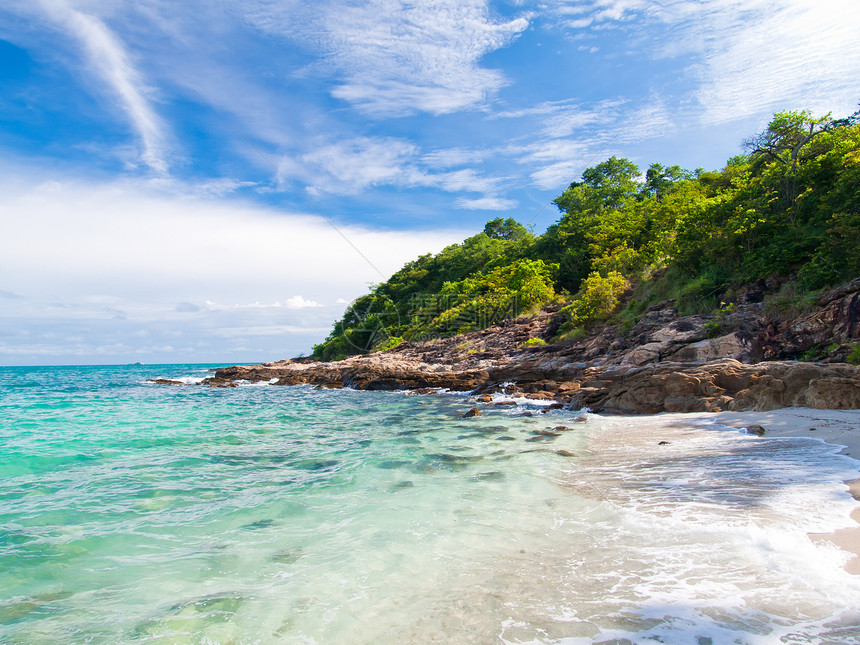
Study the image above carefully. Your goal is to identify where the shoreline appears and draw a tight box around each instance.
[204,356,860,573]
[685,408,860,575]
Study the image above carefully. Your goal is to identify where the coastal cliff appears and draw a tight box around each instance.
[205,279,860,414]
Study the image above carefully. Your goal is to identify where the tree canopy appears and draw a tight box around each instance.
[312,108,860,361]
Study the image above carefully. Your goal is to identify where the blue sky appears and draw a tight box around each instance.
[1,0,858,365]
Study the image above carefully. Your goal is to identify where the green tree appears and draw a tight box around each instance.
[642,163,690,202]
[554,157,645,281]
[744,110,839,207]
[563,271,629,328]
[483,217,528,241]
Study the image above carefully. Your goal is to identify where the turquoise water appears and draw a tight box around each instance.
[2,364,860,643]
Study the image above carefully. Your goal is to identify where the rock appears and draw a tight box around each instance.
[745,424,766,436]
[148,378,184,385]
[463,407,481,418]
[756,280,860,360]
[668,332,752,363]
[568,359,860,414]
[204,378,239,388]
[494,400,517,406]
[531,429,561,437]
[525,391,555,400]
[625,345,662,366]
[203,280,860,415]
[805,378,860,409]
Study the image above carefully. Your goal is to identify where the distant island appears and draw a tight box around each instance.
[208,108,860,412]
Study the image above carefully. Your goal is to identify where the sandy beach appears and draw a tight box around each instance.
[689,408,860,574]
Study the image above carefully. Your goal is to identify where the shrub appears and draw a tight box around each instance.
[797,253,840,290]
[848,343,860,365]
[562,271,629,328]
[375,336,404,352]
[703,321,722,338]
[555,325,587,344]
[520,337,547,348]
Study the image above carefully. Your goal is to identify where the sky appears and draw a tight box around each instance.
[1,0,858,366]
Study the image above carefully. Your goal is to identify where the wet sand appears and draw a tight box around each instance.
[687,408,860,574]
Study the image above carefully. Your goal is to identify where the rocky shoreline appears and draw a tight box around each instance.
[199,279,860,414]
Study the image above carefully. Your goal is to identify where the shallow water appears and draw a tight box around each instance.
[1,365,859,643]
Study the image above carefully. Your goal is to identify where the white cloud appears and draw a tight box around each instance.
[285,295,322,309]
[247,0,530,115]
[545,0,860,125]
[211,325,328,338]
[421,148,489,169]
[529,160,585,190]
[426,168,504,195]
[518,138,591,162]
[0,171,468,363]
[617,97,673,143]
[35,0,170,173]
[204,301,287,310]
[279,135,507,198]
[542,0,650,27]
[684,0,860,124]
[530,99,625,138]
[455,196,518,211]
[0,176,462,299]
[297,137,419,193]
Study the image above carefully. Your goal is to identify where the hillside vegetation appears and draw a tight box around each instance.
[313,109,860,361]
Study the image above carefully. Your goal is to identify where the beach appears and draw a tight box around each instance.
[2,365,860,643]
[581,408,860,576]
[701,408,860,575]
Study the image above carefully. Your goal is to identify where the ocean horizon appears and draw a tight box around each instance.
[2,363,860,643]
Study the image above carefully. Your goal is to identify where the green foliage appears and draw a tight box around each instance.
[703,321,722,338]
[520,337,547,348]
[848,343,860,365]
[483,217,528,241]
[375,336,404,352]
[416,258,557,335]
[763,281,821,320]
[717,301,737,317]
[555,326,587,344]
[314,107,860,360]
[562,271,629,328]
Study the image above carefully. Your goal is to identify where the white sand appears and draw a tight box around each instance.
[680,408,860,574]
[708,408,860,457]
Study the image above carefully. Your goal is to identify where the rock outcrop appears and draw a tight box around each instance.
[203,280,860,414]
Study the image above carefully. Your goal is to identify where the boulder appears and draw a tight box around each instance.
[668,332,752,363]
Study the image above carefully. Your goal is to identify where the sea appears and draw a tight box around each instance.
[2,363,860,644]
